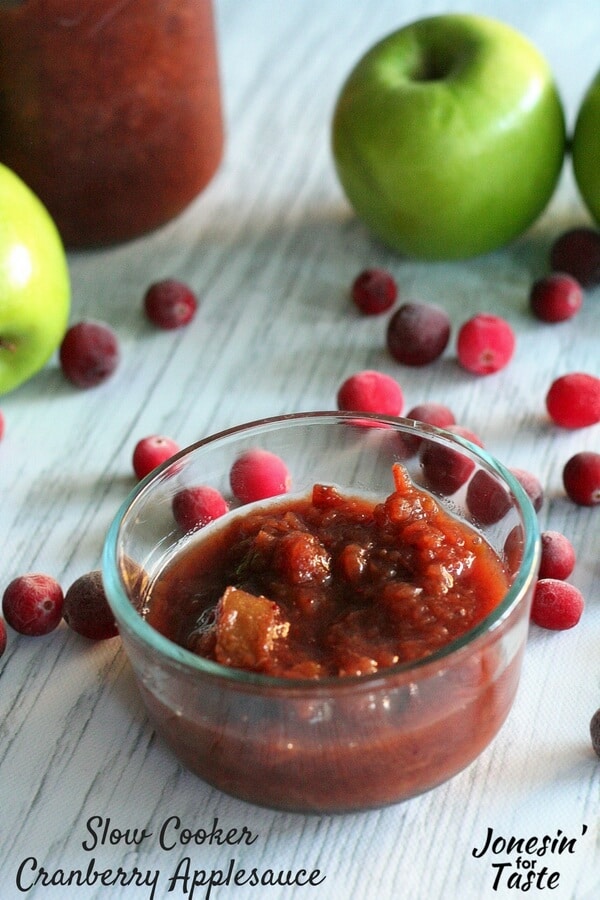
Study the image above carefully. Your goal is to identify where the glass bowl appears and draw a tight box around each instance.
[102,412,540,813]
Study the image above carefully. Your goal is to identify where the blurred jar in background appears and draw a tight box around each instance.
[0,0,224,247]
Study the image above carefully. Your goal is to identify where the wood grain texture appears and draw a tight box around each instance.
[0,1,599,897]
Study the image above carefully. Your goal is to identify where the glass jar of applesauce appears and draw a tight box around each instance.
[0,0,224,247]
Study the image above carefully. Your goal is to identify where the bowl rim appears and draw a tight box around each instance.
[102,410,541,690]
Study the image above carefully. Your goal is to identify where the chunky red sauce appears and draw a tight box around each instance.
[146,465,509,678]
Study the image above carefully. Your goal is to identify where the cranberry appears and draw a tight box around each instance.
[0,617,6,657]
[406,402,456,430]
[397,402,457,458]
[0,410,5,441]
[504,525,525,574]
[2,573,64,636]
[59,320,120,388]
[529,273,583,323]
[230,448,291,504]
[456,313,515,375]
[545,372,600,428]
[143,278,198,329]
[538,531,576,580]
[509,467,544,512]
[590,708,600,759]
[133,434,181,479]
[172,485,229,532]
[530,578,584,630]
[386,302,451,366]
[337,370,404,417]
[549,227,600,288]
[351,268,397,315]
[63,571,118,640]
[563,451,600,505]
[466,470,511,525]
[446,424,484,448]
[419,437,475,496]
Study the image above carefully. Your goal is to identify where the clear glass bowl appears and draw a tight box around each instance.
[102,412,540,813]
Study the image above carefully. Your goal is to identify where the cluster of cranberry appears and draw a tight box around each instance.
[0,440,293,655]
[349,225,600,500]
[58,278,198,388]
[345,227,600,634]
[0,279,200,656]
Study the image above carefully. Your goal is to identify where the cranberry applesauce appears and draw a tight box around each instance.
[146,465,509,678]
[130,461,528,811]
[0,0,223,246]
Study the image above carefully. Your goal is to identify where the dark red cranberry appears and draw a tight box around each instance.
[59,321,120,388]
[562,451,600,505]
[144,278,198,329]
[529,273,583,323]
[351,268,397,315]
[63,571,118,641]
[386,302,451,366]
[549,227,600,288]
[466,470,511,525]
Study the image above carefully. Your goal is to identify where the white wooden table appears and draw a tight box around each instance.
[1,1,599,897]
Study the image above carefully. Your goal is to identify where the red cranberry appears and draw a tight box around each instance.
[406,402,456,430]
[0,410,5,441]
[538,531,576,580]
[549,227,600,288]
[456,313,515,375]
[2,573,64,636]
[143,278,198,329]
[230,448,291,504]
[466,469,511,525]
[351,268,397,315]
[132,434,181,479]
[386,302,451,366]
[529,273,583,323]
[530,579,584,630]
[63,571,118,640]
[445,424,484,448]
[0,617,6,656]
[59,320,120,388]
[504,525,525,574]
[172,485,229,532]
[546,372,600,428]
[397,402,457,458]
[419,438,475,496]
[509,467,544,512]
[337,370,403,417]
[563,451,600,505]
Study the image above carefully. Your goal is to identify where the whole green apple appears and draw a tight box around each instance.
[0,162,70,394]
[331,14,566,260]
[572,69,600,224]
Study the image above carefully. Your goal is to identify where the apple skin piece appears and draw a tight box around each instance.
[0,163,71,394]
[331,14,566,260]
[572,69,600,225]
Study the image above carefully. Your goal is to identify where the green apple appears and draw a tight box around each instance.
[572,69,600,224]
[331,14,566,260]
[0,162,70,394]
